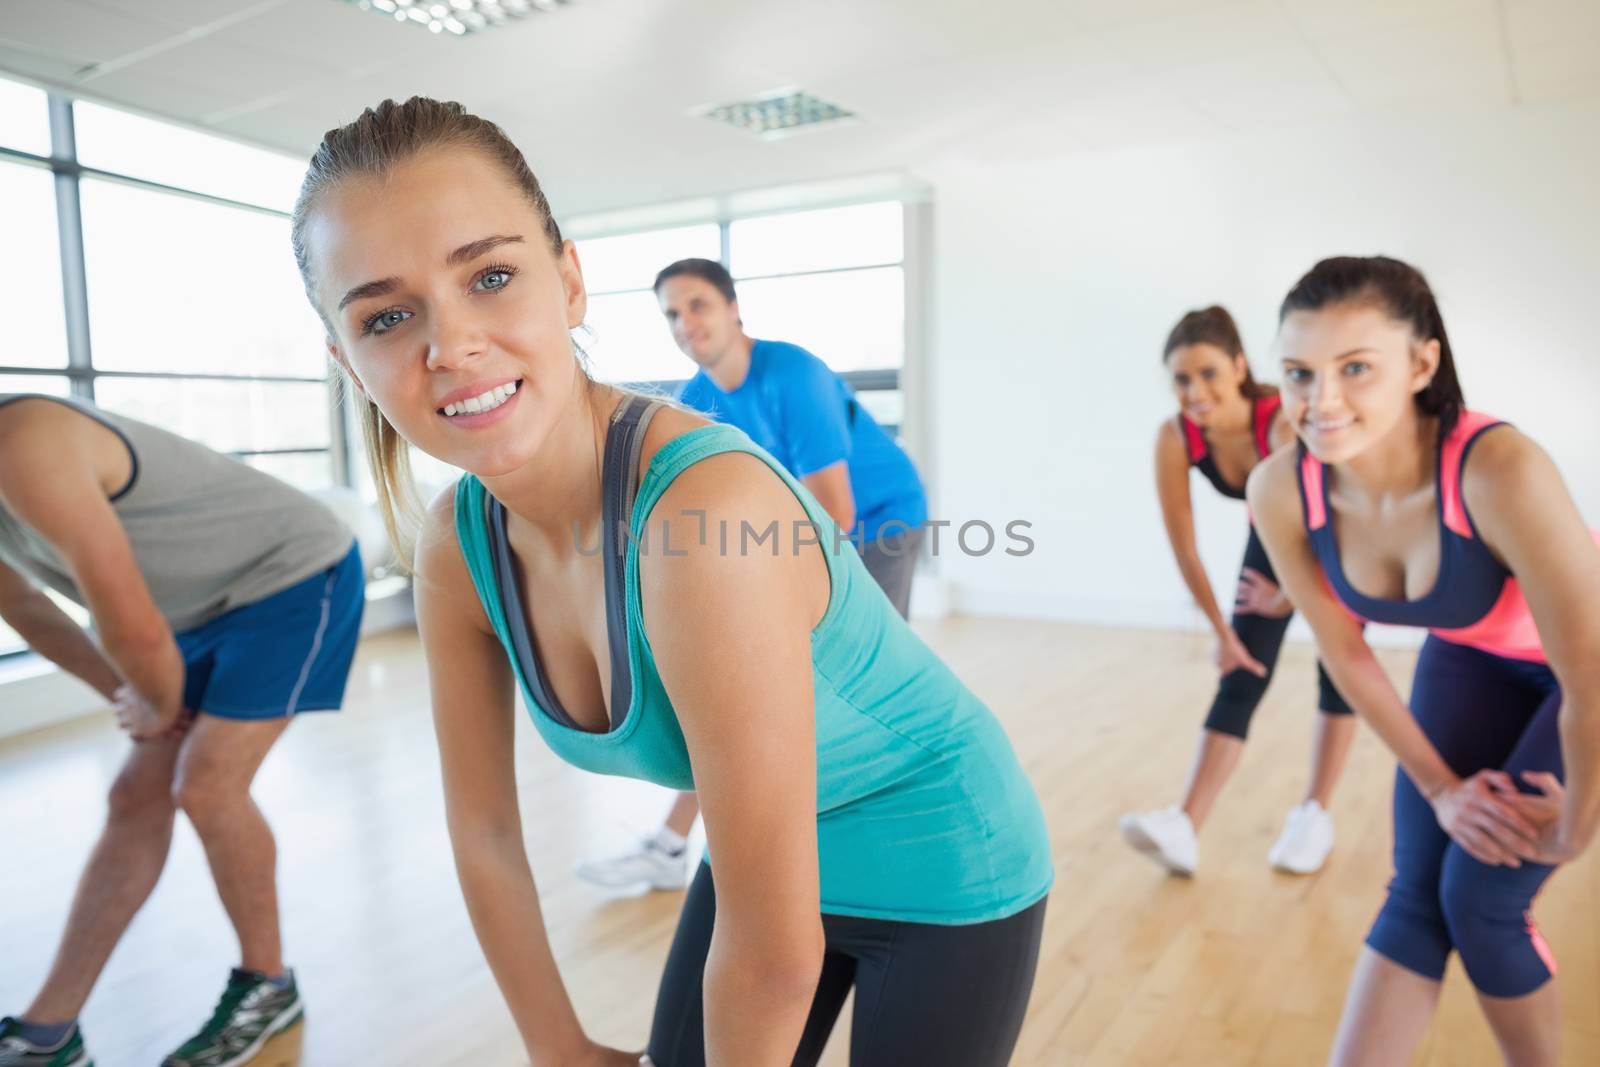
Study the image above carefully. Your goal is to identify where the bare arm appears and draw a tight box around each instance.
[641,454,827,1066]
[1248,453,1457,791]
[799,460,855,535]
[0,557,121,699]
[1154,420,1227,634]
[0,403,183,727]
[1465,428,1600,860]
[1247,450,1538,866]
[414,494,623,1067]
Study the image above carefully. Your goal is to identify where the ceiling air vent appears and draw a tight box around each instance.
[696,88,857,141]
[345,0,571,37]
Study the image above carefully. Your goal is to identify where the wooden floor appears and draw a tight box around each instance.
[2,618,1596,1065]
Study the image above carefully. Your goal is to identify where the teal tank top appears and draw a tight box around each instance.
[455,398,1052,925]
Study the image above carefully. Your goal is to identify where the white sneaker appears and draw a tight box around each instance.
[1119,807,1198,876]
[1269,800,1335,874]
[574,839,691,891]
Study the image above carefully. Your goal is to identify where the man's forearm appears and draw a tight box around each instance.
[5,600,123,700]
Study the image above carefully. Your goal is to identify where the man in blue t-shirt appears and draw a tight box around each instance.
[656,258,928,605]
[574,257,930,894]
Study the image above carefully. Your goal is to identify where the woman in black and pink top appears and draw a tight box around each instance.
[1250,256,1600,1066]
[1121,307,1355,877]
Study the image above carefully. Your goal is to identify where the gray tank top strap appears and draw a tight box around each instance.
[0,394,140,500]
[487,394,663,733]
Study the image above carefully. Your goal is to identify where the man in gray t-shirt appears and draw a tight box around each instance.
[0,394,363,1067]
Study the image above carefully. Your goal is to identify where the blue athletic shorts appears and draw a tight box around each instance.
[175,544,365,720]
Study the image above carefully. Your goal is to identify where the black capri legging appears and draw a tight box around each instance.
[1203,526,1352,739]
[648,863,1048,1066]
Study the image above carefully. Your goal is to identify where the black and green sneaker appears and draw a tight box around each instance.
[161,970,304,1067]
[0,1017,92,1067]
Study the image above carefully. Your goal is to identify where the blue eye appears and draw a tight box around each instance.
[474,264,518,292]
[1285,367,1312,384]
[363,308,411,336]
[1343,361,1369,376]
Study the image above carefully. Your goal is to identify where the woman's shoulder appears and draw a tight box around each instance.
[1245,444,1304,529]
[414,479,477,593]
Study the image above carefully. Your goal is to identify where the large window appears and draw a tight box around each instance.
[79,181,325,379]
[73,102,304,212]
[0,79,49,155]
[578,223,722,384]
[0,76,340,659]
[0,164,69,369]
[575,203,908,431]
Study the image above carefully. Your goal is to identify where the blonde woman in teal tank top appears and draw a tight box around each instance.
[291,98,1052,1066]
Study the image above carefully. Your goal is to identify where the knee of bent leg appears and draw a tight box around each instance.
[1366,878,1452,982]
[170,762,245,821]
[108,761,176,820]
[1439,867,1554,996]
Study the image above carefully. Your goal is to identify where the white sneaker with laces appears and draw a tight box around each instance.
[1119,807,1198,876]
[1269,800,1335,874]
[574,838,691,891]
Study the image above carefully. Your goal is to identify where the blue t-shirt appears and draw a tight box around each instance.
[677,340,927,541]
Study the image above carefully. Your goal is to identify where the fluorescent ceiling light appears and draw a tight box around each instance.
[345,0,568,37]
[695,88,857,141]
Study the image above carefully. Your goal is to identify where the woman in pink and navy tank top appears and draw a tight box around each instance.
[1250,256,1600,1067]
[1121,307,1356,878]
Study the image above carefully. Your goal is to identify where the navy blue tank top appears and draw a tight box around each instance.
[1296,412,1552,662]
[1180,393,1281,500]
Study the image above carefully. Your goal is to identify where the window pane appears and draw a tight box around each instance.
[0,164,69,368]
[854,388,904,431]
[729,202,902,277]
[577,224,721,294]
[734,267,904,372]
[95,378,331,454]
[349,445,458,518]
[244,452,335,492]
[73,102,303,212]
[582,291,694,384]
[0,78,51,156]
[0,375,70,397]
[80,179,326,378]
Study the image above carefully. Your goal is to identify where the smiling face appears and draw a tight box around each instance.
[1165,342,1249,427]
[657,273,742,369]
[303,147,587,479]
[1277,301,1440,464]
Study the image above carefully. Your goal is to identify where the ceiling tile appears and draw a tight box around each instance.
[0,1,174,68]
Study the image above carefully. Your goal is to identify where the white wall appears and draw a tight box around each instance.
[919,101,1600,632]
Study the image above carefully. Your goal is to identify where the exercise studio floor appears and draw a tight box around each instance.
[3,619,1597,1066]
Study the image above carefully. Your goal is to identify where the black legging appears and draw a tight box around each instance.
[648,863,1048,1066]
[1203,525,1352,739]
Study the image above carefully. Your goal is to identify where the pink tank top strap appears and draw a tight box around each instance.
[1253,394,1282,458]
[1178,414,1207,464]
[1299,449,1328,530]
[1439,411,1504,539]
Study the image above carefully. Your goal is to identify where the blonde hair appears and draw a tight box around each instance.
[290,97,565,564]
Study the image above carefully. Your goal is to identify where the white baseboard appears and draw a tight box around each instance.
[0,587,418,744]
[946,582,1426,650]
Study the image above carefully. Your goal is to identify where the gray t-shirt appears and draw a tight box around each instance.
[0,394,354,632]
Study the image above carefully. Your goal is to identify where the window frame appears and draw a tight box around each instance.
[578,202,917,437]
[0,83,350,660]
[0,87,349,486]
